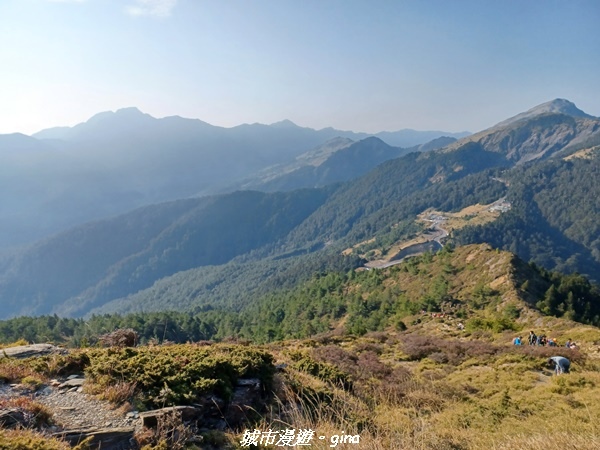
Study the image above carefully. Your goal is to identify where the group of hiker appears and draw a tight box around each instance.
[512,330,577,349]
[512,331,576,375]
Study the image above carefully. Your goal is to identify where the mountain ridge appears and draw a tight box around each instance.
[441,99,600,164]
[495,98,595,128]
[0,99,599,319]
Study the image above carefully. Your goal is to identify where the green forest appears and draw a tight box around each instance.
[2,245,599,347]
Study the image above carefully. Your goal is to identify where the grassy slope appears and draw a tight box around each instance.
[227,244,600,449]
[2,245,600,449]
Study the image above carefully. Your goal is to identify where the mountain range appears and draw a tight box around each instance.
[0,110,467,250]
[0,98,599,319]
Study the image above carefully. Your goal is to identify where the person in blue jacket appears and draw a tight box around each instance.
[547,356,570,375]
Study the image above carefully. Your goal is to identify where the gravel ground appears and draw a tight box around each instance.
[1,379,140,431]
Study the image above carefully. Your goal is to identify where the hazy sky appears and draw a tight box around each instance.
[1,0,599,135]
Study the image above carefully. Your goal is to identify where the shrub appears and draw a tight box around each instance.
[0,397,53,428]
[466,317,518,333]
[20,375,44,389]
[364,331,389,343]
[135,409,197,450]
[84,344,275,409]
[27,352,90,377]
[0,429,74,450]
[401,334,501,365]
[288,351,352,389]
[0,359,40,384]
[311,345,358,376]
[0,339,29,349]
[356,351,391,380]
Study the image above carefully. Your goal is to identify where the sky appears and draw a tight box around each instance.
[1,0,599,135]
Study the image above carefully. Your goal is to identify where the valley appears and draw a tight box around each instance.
[1,99,600,449]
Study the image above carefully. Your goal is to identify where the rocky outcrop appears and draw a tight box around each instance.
[53,427,136,450]
[0,343,67,359]
[0,408,29,429]
[138,378,263,432]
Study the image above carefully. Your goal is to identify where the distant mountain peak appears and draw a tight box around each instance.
[495,98,594,128]
[89,106,151,122]
[526,98,592,117]
[114,106,144,115]
[269,119,299,129]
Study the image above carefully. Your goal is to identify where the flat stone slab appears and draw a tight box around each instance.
[0,344,66,359]
[54,427,135,450]
[59,378,85,389]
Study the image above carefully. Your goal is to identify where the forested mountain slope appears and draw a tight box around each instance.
[234,137,410,192]
[2,244,599,346]
[0,189,332,318]
[0,108,463,250]
[455,151,600,280]
[0,100,599,319]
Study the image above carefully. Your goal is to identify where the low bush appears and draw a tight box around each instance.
[311,345,357,375]
[20,375,44,389]
[466,317,518,333]
[28,352,90,377]
[0,339,29,349]
[288,350,352,389]
[0,397,53,428]
[84,344,275,408]
[135,409,197,450]
[401,334,502,365]
[0,430,73,450]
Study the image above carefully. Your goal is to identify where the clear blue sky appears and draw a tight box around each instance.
[1,0,599,135]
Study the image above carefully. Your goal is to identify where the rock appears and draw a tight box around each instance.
[0,344,67,359]
[0,409,27,429]
[139,406,201,428]
[54,427,135,450]
[59,378,85,389]
[228,378,262,426]
[67,374,83,380]
[236,378,260,387]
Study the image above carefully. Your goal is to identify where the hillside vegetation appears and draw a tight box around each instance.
[2,244,599,348]
[2,244,600,449]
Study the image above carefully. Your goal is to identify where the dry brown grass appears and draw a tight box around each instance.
[98,328,138,348]
[0,396,53,428]
[0,429,73,450]
[134,409,198,450]
[251,319,600,450]
[0,358,42,384]
[98,380,138,405]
